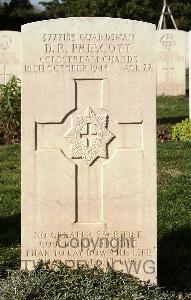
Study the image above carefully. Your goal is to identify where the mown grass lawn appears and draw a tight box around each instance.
[157,95,191,292]
[157,96,189,126]
[158,142,191,291]
[0,96,190,294]
[0,144,20,277]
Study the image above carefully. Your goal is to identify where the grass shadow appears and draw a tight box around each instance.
[0,133,5,145]
[157,116,188,125]
[158,226,191,292]
[0,213,20,246]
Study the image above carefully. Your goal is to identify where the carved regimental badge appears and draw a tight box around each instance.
[65,107,115,165]
[160,34,176,50]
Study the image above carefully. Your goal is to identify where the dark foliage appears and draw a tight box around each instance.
[0,261,187,299]
[0,76,21,144]
[157,125,172,142]
[0,0,191,31]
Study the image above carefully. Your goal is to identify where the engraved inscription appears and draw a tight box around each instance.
[24,32,153,74]
[24,230,155,273]
[65,107,115,165]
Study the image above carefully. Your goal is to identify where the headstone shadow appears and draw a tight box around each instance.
[157,115,188,125]
[0,213,20,246]
[158,226,191,292]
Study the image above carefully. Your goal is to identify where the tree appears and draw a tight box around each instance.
[168,0,191,30]
[8,0,34,17]
[0,1,3,15]
[40,0,64,18]
[40,0,191,31]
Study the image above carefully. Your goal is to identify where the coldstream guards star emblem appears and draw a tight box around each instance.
[65,107,115,165]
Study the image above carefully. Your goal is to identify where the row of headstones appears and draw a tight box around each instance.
[0,29,189,96]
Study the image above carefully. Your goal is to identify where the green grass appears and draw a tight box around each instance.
[157,96,191,291]
[0,145,20,216]
[0,142,191,292]
[0,144,20,276]
[0,96,190,295]
[158,142,191,291]
[157,96,189,126]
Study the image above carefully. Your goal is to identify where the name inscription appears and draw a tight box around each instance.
[24,32,153,74]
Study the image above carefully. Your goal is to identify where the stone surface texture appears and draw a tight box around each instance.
[22,17,157,283]
[186,31,189,69]
[156,29,186,96]
[189,31,191,119]
[0,31,21,84]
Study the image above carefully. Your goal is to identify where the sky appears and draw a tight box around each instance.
[30,0,48,9]
[2,0,47,9]
[31,0,39,5]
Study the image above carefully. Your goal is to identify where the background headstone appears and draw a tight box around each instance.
[22,17,157,283]
[185,31,189,69]
[0,31,21,84]
[156,29,186,96]
[189,31,191,119]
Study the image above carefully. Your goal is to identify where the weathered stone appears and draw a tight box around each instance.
[156,29,186,96]
[186,31,189,69]
[0,31,21,84]
[189,31,191,119]
[22,18,157,283]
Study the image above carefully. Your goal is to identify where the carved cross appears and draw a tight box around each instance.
[36,80,142,224]
[163,61,174,82]
[80,123,97,148]
[0,66,12,84]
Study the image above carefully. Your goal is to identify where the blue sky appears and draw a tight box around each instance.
[31,0,39,5]
[3,0,51,9]
[30,0,43,8]
[31,0,50,9]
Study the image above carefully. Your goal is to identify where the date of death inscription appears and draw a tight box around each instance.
[24,33,153,74]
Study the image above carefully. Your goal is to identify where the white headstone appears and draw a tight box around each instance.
[0,31,21,84]
[22,17,157,283]
[185,31,189,69]
[189,31,191,119]
[156,29,186,96]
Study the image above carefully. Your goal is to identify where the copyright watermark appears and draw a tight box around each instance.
[21,258,156,274]
[56,233,137,250]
